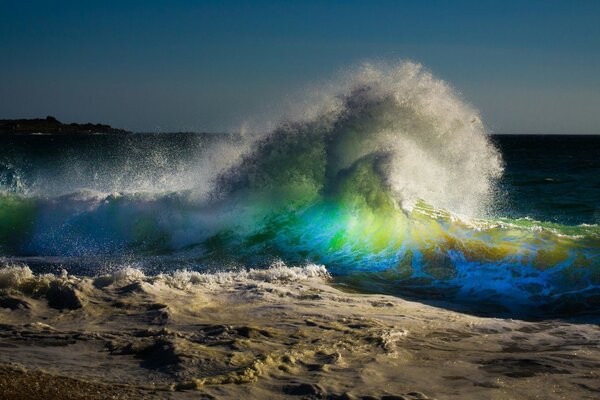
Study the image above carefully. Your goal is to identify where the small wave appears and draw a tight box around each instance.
[0,261,329,293]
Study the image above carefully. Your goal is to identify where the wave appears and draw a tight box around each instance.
[0,262,329,295]
[0,62,598,317]
[218,61,503,217]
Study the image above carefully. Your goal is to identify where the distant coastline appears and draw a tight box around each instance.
[0,116,130,135]
[2,117,598,137]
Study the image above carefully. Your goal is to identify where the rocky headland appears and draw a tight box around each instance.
[0,116,130,135]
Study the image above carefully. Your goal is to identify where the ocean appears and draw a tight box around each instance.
[1,65,599,320]
[1,62,600,399]
[1,132,598,319]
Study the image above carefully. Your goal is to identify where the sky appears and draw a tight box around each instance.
[1,0,599,134]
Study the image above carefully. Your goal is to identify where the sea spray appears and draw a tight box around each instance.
[218,61,503,217]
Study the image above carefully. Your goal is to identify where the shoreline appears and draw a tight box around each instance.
[1,265,599,399]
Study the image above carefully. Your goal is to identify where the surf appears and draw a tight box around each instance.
[1,61,598,317]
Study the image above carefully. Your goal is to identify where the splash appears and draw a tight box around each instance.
[219,61,503,217]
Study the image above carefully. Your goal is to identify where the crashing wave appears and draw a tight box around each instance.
[0,62,598,317]
[217,61,503,217]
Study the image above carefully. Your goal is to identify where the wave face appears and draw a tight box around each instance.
[1,62,599,318]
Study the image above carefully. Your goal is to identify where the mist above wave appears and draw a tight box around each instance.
[218,61,503,217]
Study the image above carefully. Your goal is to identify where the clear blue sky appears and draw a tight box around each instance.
[1,0,599,134]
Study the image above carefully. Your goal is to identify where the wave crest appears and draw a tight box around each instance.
[222,61,503,216]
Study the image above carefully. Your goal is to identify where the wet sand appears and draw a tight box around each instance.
[1,264,599,399]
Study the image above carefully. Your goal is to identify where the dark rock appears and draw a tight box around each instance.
[45,282,82,310]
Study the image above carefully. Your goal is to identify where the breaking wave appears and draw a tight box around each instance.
[0,62,598,317]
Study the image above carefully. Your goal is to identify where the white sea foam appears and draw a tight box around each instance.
[0,261,329,294]
[159,262,330,290]
[0,263,34,289]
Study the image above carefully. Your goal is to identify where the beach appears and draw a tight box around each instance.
[1,263,599,400]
